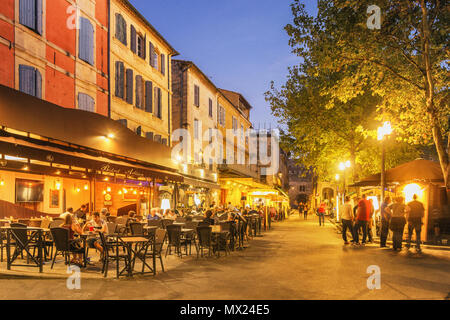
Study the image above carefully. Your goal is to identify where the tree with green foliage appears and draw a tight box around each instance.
[270,0,449,187]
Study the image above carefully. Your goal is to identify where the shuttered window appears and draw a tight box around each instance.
[209,98,213,118]
[79,17,94,65]
[137,34,146,59]
[161,138,167,146]
[19,0,42,35]
[145,132,154,140]
[145,81,153,113]
[154,135,162,143]
[149,41,154,67]
[130,25,137,54]
[115,14,127,45]
[194,119,200,140]
[117,119,128,128]
[160,54,165,75]
[126,69,133,104]
[136,126,142,136]
[194,85,200,107]
[19,65,42,98]
[115,61,125,98]
[154,87,162,119]
[78,93,95,112]
[135,75,143,109]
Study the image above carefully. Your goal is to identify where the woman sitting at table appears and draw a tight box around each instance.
[62,214,84,266]
[83,211,108,256]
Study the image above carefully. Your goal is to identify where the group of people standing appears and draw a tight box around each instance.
[340,194,424,252]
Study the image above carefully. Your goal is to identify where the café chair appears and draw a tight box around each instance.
[50,227,86,269]
[98,232,130,278]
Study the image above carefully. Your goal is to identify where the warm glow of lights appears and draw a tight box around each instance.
[55,180,61,190]
[107,133,115,139]
[118,190,122,195]
[403,183,423,203]
[107,186,111,192]
[133,190,137,195]
[345,160,351,168]
[0,180,4,186]
[123,188,128,194]
[336,196,340,221]
[55,170,61,175]
[199,169,204,178]
[250,191,277,196]
[76,188,81,193]
[378,121,393,141]
[84,183,89,190]
[104,177,109,181]
[339,162,345,171]
[335,174,340,181]
[103,190,106,195]
[23,166,29,171]
[161,198,171,211]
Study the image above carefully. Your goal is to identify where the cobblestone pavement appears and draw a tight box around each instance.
[0,215,449,300]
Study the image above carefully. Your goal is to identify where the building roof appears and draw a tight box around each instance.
[121,0,179,56]
[219,89,253,110]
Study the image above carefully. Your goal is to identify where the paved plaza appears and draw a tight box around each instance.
[0,215,449,300]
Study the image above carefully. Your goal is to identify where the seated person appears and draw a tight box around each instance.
[185,215,193,222]
[165,209,177,220]
[61,214,84,266]
[83,211,108,256]
[203,210,215,226]
[147,208,161,220]
[125,210,137,228]
[59,207,74,219]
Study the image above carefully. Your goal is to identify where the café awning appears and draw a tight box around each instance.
[350,159,445,187]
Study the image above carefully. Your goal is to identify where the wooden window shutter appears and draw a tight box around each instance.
[209,98,213,117]
[19,0,35,31]
[149,41,154,66]
[158,88,162,118]
[160,54,165,75]
[36,0,42,34]
[19,65,35,97]
[117,119,128,128]
[145,132,153,140]
[115,61,124,98]
[135,75,143,108]
[130,25,136,53]
[145,81,153,113]
[126,68,133,104]
[78,93,95,112]
[35,68,42,99]
[136,126,142,136]
[143,35,147,59]
[79,17,94,65]
[194,85,199,107]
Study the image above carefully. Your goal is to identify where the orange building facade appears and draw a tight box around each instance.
[0,0,109,116]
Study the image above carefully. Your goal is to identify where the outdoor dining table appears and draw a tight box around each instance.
[1,226,49,273]
[115,236,154,277]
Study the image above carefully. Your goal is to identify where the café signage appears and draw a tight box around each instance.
[100,164,145,178]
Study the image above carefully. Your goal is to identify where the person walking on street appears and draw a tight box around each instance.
[380,196,392,248]
[367,198,375,243]
[386,196,407,251]
[304,203,309,220]
[340,196,354,244]
[317,203,326,226]
[299,202,304,218]
[353,195,370,245]
[406,194,425,253]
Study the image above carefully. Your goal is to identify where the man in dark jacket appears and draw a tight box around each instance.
[406,194,425,252]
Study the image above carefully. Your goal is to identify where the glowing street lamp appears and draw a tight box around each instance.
[378,121,393,203]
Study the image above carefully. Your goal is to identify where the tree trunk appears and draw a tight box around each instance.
[420,0,449,189]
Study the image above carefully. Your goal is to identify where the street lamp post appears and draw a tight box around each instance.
[339,160,351,200]
[378,121,392,204]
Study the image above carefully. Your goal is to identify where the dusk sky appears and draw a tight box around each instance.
[130,0,318,130]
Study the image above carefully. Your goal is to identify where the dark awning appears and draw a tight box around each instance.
[350,159,444,187]
[0,84,176,172]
